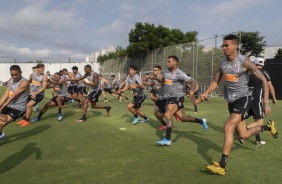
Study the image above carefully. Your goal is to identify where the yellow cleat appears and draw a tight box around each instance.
[207,161,226,176]
[267,120,278,138]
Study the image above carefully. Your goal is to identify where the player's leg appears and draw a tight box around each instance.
[174,108,207,130]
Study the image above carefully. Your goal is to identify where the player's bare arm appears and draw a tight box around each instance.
[201,66,223,101]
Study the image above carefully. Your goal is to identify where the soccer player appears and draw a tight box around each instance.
[119,66,149,125]
[149,65,168,130]
[202,34,277,176]
[143,73,156,101]
[246,57,277,145]
[99,75,119,102]
[186,74,199,113]
[110,75,129,102]
[31,72,68,122]
[62,68,76,105]
[68,65,111,122]
[155,56,208,146]
[0,65,29,141]
[16,64,48,126]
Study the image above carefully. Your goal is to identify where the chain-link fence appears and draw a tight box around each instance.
[100,35,227,96]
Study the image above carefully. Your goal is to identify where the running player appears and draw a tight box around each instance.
[68,65,111,122]
[155,56,208,146]
[62,68,76,105]
[99,75,119,102]
[16,64,48,126]
[110,75,129,102]
[70,66,86,107]
[202,34,277,176]
[143,73,156,101]
[0,65,29,141]
[119,66,149,125]
[186,74,199,113]
[31,72,69,122]
[246,57,277,145]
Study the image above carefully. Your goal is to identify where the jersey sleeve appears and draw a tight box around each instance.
[135,74,142,85]
[179,71,191,82]
[125,76,130,85]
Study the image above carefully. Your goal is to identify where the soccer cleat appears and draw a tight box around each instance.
[16,119,25,125]
[71,99,75,105]
[103,99,108,103]
[145,94,150,100]
[106,106,111,116]
[76,117,87,122]
[21,120,30,127]
[266,120,278,138]
[141,118,149,123]
[158,125,167,130]
[31,117,40,122]
[58,114,63,121]
[256,140,266,145]
[156,138,171,146]
[206,161,226,176]
[0,133,6,141]
[132,117,139,125]
[202,118,208,130]
[174,115,180,122]
[34,104,39,112]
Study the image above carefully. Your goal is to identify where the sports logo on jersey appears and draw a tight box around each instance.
[233,63,241,73]
[171,74,176,79]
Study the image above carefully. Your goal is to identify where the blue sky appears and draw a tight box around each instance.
[0,0,281,62]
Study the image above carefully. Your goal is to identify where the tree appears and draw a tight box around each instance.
[127,22,198,57]
[36,60,44,63]
[239,31,267,57]
[274,48,282,58]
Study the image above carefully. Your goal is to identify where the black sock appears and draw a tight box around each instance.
[38,111,44,119]
[165,127,172,140]
[58,108,62,114]
[118,94,121,97]
[22,116,27,120]
[134,114,138,118]
[160,120,166,126]
[105,98,108,100]
[142,115,148,119]
[194,105,197,111]
[261,125,271,131]
[255,134,261,142]
[219,154,228,168]
[25,118,30,121]
[194,118,203,124]
[126,97,129,100]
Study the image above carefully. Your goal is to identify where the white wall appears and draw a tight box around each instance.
[0,62,100,82]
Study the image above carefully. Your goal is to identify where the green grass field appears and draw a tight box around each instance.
[0,87,281,184]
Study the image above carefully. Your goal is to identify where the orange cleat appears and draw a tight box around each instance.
[16,120,25,125]
[21,120,30,127]
[158,125,167,130]
[174,115,180,122]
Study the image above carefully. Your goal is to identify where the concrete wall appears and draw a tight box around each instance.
[0,62,100,82]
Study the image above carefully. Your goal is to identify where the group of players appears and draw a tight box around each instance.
[0,34,278,176]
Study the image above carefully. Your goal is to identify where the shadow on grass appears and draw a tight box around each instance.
[116,113,133,123]
[1,124,51,145]
[206,121,224,134]
[0,143,41,175]
[172,130,253,164]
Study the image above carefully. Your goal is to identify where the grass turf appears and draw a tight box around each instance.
[0,87,281,184]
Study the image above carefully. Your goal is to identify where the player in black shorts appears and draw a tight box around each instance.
[246,57,277,145]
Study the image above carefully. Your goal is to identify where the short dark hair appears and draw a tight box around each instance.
[145,73,149,75]
[32,66,37,69]
[62,68,68,72]
[224,34,239,44]
[72,66,78,70]
[168,55,179,63]
[111,75,115,78]
[129,65,138,71]
[37,64,45,68]
[10,65,21,72]
[99,75,103,77]
[85,65,91,69]
[153,65,161,70]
